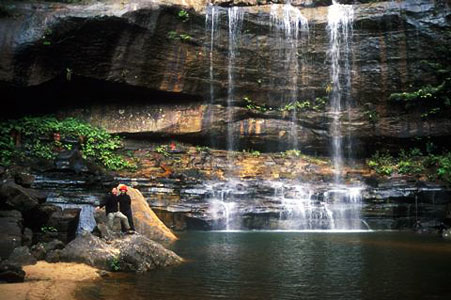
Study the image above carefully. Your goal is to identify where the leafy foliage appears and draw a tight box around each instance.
[155,145,170,157]
[243,96,328,113]
[109,256,121,272]
[0,116,135,170]
[177,10,189,22]
[388,68,450,119]
[242,149,261,157]
[167,31,191,42]
[367,149,451,183]
[363,108,379,124]
[280,149,302,158]
[41,226,57,233]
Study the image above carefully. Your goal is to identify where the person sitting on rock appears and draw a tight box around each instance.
[97,187,132,233]
[117,185,135,233]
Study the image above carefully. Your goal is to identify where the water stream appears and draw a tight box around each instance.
[327,0,354,184]
[202,2,365,231]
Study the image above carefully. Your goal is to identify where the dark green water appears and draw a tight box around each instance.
[79,231,451,300]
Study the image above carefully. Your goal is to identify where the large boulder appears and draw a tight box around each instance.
[30,239,65,261]
[113,234,182,272]
[14,172,35,188]
[127,187,178,242]
[6,246,37,266]
[0,210,22,260]
[47,207,80,243]
[0,261,25,283]
[59,231,182,272]
[31,205,80,244]
[0,182,39,213]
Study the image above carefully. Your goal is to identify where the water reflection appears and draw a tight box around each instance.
[78,232,451,300]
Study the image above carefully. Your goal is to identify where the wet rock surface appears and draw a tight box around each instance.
[58,231,182,272]
[0,0,449,155]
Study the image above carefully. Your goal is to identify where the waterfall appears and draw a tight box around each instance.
[205,5,221,148]
[207,182,240,231]
[269,3,309,150]
[201,3,368,231]
[227,7,245,153]
[52,203,97,234]
[327,0,354,184]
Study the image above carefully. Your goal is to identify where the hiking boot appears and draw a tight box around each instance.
[126,230,135,235]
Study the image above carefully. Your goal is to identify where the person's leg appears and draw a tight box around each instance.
[125,210,135,231]
[107,213,115,229]
[117,211,130,231]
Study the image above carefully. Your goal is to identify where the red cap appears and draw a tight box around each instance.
[119,185,128,191]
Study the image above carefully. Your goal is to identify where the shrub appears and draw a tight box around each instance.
[0,116,136,170]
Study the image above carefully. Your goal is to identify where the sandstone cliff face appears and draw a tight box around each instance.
[0,0,450,155]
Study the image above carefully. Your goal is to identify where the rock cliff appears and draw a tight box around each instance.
[0,0,449,155]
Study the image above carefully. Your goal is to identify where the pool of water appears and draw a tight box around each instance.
[79,231,451,300]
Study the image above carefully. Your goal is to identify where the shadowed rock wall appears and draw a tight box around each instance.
[0,0,450,155]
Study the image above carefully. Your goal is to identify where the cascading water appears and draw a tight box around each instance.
[269,3,309,150]
[203,3,368,231]
[226,7,245,154]
[327,0,354,184]
[47,193,98,234]
[206,181,242,230]
[205,4,221,148]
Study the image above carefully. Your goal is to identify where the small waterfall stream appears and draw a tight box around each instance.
[327,0,354,184]
[269,3,309,149]
[226,7,245,155]
[201,2,366,231]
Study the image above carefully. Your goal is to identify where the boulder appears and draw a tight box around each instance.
[26,203,60,232]
[22,227,33,248]
[14,172,35,188]
[30,239,65,261]
[127,187,178,242]
[95,223,122,241]
[59,231,119,270]
[45,249,63,263]
[59,231,182,272]
[0,262,25,283]
[7,246,36,266]
[0,210,22,260]
[0,182,39,213]
[113,234,183,272]
[42,207,81,244]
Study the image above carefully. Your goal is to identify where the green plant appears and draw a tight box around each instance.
[155,145,170,157]
[177,10,189,22]
[167,31,178,40]
[41,226,57,233]
[367,151,395,176]
[109,256,121,272]
[363,109,379,124]
[281,149,302,157]
[388,78,450,119]
[242,149,261,157]
[367,149,451,181]
[0,116,135,170]
[179,33,191,41]
[196,145,210,153]
[243,96,270,112]
[167,31,191,42]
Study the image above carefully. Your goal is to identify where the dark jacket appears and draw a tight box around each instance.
[118,193,132,212]
[99,193,119,214]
